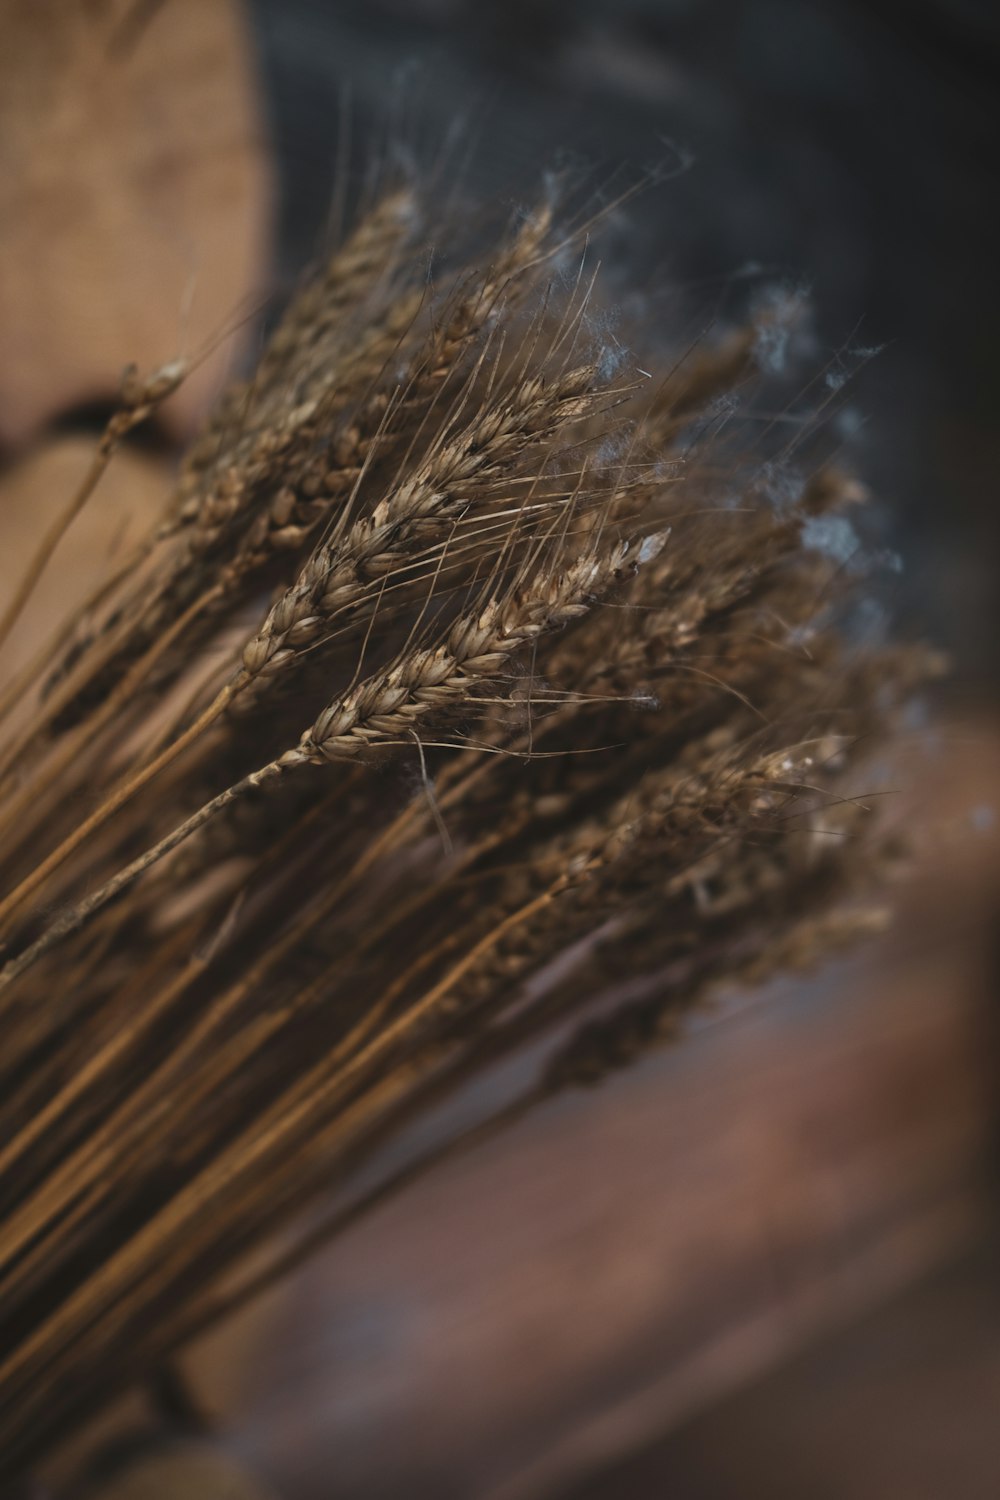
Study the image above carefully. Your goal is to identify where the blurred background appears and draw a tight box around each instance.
[1,1,998,1495]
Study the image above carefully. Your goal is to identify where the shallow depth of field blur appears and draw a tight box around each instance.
[1,2,997,1497]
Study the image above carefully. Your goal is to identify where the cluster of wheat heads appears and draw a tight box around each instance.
[0,181,933,1473]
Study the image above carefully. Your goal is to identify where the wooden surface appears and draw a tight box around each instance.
[0,0,271,448]
[557,1239,1000,1500]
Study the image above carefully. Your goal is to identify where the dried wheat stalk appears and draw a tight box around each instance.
[0,182,932,1476]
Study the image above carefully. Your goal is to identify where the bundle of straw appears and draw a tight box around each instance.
[0,178,930,1475]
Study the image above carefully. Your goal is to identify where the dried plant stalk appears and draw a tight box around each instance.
[0,178,932,1477]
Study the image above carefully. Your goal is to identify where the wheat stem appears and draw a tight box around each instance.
[0,730,271,993]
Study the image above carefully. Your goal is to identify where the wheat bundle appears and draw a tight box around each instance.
[0,179,931,1475]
